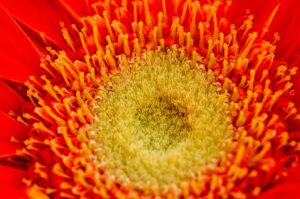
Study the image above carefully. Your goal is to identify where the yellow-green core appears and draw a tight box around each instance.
[90,48,233,190]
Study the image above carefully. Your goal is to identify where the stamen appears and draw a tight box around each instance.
[143,0,152,26]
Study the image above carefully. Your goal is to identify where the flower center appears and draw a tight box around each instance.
[134,94,190,151]
[90,49,233,190]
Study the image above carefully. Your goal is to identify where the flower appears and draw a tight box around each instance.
[0,0,300,198]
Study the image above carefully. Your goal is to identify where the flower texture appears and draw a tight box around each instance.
[0,0,300,198]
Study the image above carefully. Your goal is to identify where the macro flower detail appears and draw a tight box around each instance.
[0,0,300,198]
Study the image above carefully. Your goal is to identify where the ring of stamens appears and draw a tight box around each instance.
[16,0,300,198]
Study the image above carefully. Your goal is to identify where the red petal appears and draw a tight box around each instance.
[230,0,300,65]
[258,165,300,199]
[0,111,25,157]
[0,0,70,48]
[228,0,280,28]
[0,5,42,82]
[282,164,300,185]
[0,80,26,113]
[0,165,25,190]
[258,183,300,199]
[0,111,28,140]
[0,139,21,157]
[56,0,91,17]
[0,188,26,199]
[267,0,300,64]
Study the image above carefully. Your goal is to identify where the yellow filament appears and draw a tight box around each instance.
[236,110,246,126]
[186,32,193,49]
[211,6,219,40]
[268,90,284,111]
[252,142,271,162]
[138,21,145,45]
[67,119,77,135]
[170,18,180,40]
[83,90,93,101]
[63,98,72,115]
[61,25,75,52]
[123,34,131,56]
[133,38,141,55]
[160,38,165,48]
[96,50,108,78]
[206,39,213,59]
[105,49,117,69]
[79,32,89,56]
[60,56,79,80]
[177,25,184,45]
[223,43,228,60]
[221,60,229,77]
[190,2,199,36]
[59,127,77,152]
[249,69,255,90]
[93,27,105,55]
[76,92,92,117]
[34,162,48,180]
[133,1,137,23]
[253,187,261,196]
[254,103,263,117]
[79,72,85,89]
[198,22,204,48]
[240,32,258,59]
[26,186,50,199]
[238,75,247,88]
[158,12,163,39]
[261,3,280,38]
[192,51,198,67]
[40,62,55,78]
[41,76,59,101]
[143,0,152,25]
[162,0,167,23]
[234,145,245,165]
[44,106,66,126]
[77,108,87,124]
[231,87,239,102]
[112,20,124,35]
[207,53,216,69]
[219,33,224,53]
[106,36,116,56]
[103,11,115,41]
[53,163,71,179]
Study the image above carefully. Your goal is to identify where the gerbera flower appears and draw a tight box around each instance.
[0,0,300,198]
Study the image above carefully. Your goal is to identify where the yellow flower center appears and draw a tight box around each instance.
[89,48,233,190]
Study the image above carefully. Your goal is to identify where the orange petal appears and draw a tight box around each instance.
[0,5,42,82]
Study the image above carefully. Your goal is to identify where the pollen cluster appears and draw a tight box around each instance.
[90,49,233,190]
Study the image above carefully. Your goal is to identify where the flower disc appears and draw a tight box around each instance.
[90,49,233,190]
